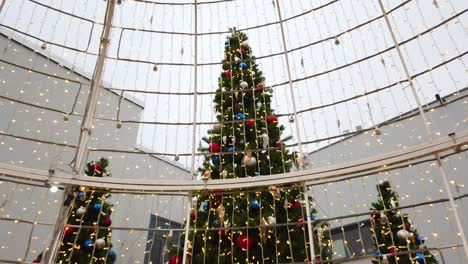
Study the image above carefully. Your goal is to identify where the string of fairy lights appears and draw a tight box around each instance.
[0,0,467,263]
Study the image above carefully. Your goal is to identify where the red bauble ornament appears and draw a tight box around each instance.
[296,218,305,227]
[404,222,411,230]
[190,211,197,221]
[91,162,102,172]
[235,102,242,108]
[256,83,264,92]
[218,229,227,237]
[208,142,221,153]
[225,70,232,78]
[290,201,302,209]
[236,235,253,251]
[32,260,39,263]
[316,256,322,264]
[246,119,255,128]
[103,217,112,227]
[64,226,75,237]
[168,255,182,264]
[274,140,282,148]
[211,199,220,209]
[389,247,397,254]
[239,48,246,55]
[266,115,278,124]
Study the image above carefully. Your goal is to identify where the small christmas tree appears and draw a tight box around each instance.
[56,158,117,264]
[370,181,438,264]
[168,30,332,263]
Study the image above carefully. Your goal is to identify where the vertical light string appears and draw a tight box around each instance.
[46,1,117,263]
[273,0,312,261]
[377,0,468,259]
[183,0,198,263]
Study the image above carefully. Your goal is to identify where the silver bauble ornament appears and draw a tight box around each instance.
[396,229,410,240]
[76,207,86,216]
[242,155,257,167]
[240,81,249,89]
[266,216,276,225]
[262,133,269,149]
[95,238,106,249]
[221,169,228,179]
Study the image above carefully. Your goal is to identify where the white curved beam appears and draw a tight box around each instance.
[1,129,467,192]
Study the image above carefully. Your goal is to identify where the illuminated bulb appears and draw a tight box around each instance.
[49,185,58,193]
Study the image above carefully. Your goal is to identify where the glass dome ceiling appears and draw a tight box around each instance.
[0,0,466,179]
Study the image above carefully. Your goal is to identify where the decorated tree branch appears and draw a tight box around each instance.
[370,181,438,264]
[56,158,117,264]
[168,30,332,264]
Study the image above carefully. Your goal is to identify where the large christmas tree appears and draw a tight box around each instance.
[55,158,117,264]
[370,181,438,264]
[168,30,332,263]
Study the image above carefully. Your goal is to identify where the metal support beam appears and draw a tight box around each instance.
[183,0,198,262]
[44,1,116,263]
[377,0,468,259]
[275,0,311,260]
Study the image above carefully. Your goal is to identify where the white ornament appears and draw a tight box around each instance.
[315,226,323,247]
[222,136,227,144]
[242,155,257,167]
[266,216,276,225]
[381,255,389,264]
[256,102,262,109]
[379,211,388,225]
[221,169,228,179]
[396,229,410,240]
[95,238,106,249]
[262,133,269,149]
[240,81,249,89]
[241,41,249,47]
[191,196,198,208]
[76,207,86,216]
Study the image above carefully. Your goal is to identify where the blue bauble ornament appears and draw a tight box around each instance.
[254,173,261,177]
[250,200,260,212]
[311,215,318,221]
[93,203,102,212]
[203,202,209,211]
[84,239,93,249]
[77,192,84,199]
[373,250,381,255]
[240,62,248,69]
[211,155,220,163]
[228,146,234,152]
[225,39,230,46]
[108,249,117,263]
[235,113,245,120]
[415,253,425,264]
[415,234,424,244]
[214,219,220,225]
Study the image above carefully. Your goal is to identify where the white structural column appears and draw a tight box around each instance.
[45,1,117,263]
[183,0,199,263]
[274,0,314,261]
[377,0,468,259]
[72,0,116,175]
